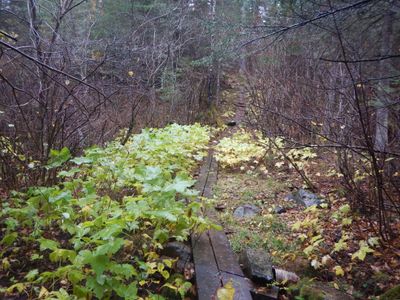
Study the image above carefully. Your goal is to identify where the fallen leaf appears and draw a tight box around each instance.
[216,280,235,300]
[333,265,344,276]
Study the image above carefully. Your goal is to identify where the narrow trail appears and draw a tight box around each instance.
[191,150,253,300]
[190,78,273,299]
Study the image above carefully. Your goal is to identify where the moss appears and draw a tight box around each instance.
[380,285,400,300]
[288,278,324,300]
[300,285,324,300]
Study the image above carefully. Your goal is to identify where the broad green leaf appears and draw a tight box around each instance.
[109,263,137,279]
[149,210,177,221]
[49,249,76,263]
[352,241,375,261]
[71,156,93,165]
[49,190,72,203]
[39,238,60,251]
[58,168,81,177]
[46,147,71,169]
[95,238,124,256]
[1,232,18,246]
[165,175,195,193]
[24,269,39,281]
[339,204,351,215]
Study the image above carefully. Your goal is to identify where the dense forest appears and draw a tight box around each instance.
[0,0,399,299]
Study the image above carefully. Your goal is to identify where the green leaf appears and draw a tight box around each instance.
[1,232,18,246]
[332,234,349,253]
[178,281,192,298]
[109,263,137,279]
[165,175,195,193]
[80,251,110,277]
[95,238,124,256]
[291,221,302,231]
[86,276,105,299]
[58,168,81,177]
[303,245,314,256]
[48,288,71,300]
[341,217,353,226]
[339,204,351,215]
[49,190,72,203]
[39,238,60,251]
[149,210,177,221]
[24,269,39,281]
[93,223,123,240]
[49,249,77,263]
[46,147,71,169]
[68,270,85,284]
[71,156,93,165]
[352,241,375,261]
[7,283,25,294]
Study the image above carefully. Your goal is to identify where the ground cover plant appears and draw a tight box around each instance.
[213,127,400,299]
[0,124,215,299]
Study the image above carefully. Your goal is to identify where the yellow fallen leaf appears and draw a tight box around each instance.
[334,282,339,290]
[216,280,235,300]
[333,265,344,276]
[39,286,49,299]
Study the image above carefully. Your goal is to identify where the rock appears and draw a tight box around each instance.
[298,281,354,300]
[181,261,195,280]
[226,120,237,126]
[250,286,280,300]
[161,241,194,279]
[286,189,322,208]
[215,203,226,211]
[239,248,275,284]
[161,241,191,260]
[233,204,260,219]
[273,206,286,214]
[284,194,295,201]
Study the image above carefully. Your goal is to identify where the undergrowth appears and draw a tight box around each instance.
[0,123,216,299]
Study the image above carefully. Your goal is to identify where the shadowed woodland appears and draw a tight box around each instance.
[0,0,400,299]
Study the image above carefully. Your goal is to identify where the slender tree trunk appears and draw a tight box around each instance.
[236,1,247,124]
[374,8,394,152]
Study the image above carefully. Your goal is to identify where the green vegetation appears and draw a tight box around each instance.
[0,124,214,299]
[213,169,295,263]
[214,129,265,169]
[380,285,400,300]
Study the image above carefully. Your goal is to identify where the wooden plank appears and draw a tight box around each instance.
[192,151,252,300]
[220,272,253,300]
[191,231,221,300]
[195,154,212,193]
[209,229,244,276]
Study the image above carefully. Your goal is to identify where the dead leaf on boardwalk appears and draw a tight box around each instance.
[216,280,235,300]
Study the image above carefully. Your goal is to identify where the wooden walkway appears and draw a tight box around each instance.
[191,152,252,300]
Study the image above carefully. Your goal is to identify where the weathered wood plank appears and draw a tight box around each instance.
[192,151,252,300]
[220,272,253,300]
[194,154,212,193]
[209,229,244,276]
[191,231,221,300]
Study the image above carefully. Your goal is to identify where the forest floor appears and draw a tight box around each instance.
[207,78,400,299]
[212,147,400,299]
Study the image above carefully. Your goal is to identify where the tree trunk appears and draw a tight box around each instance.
[374,7,394,152]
